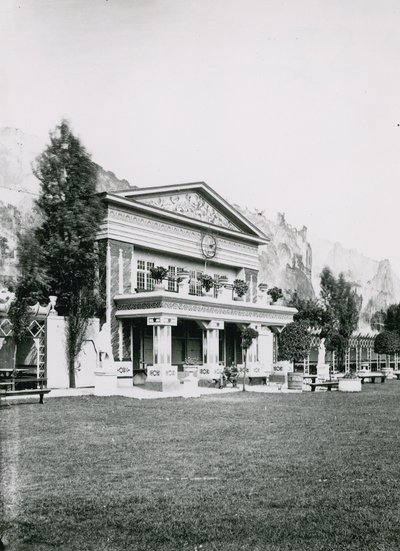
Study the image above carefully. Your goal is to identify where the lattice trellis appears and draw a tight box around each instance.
[0,316,46,380]
[304,333,386,372]
[0,318,13,337]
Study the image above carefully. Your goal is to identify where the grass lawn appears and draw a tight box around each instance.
[1,383,400,551]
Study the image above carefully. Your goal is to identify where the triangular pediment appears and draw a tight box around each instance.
[113,182,269,241]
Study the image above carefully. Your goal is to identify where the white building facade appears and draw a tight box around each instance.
[97,182,296,390]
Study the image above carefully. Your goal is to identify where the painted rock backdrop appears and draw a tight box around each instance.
[1,127,399,329]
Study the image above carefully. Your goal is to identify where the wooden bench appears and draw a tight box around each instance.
[248,376,269,385]
[0,377,50,404]
[0,388,51,404]
[309,381,339,392]
[358,373,386,384]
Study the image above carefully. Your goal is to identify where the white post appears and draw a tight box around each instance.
[118,248,124,294]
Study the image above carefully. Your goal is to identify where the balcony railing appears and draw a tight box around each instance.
[134,276,284,307]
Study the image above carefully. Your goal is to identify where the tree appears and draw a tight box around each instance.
[319,267,361,370]
[278,321,312,363]
[384,304,400,333]
[240,327,258,392]
[14,121,104,387]
[374,331,400,355]
[289,291,333,336]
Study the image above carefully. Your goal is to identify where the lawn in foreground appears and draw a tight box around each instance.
[1,383,400,551]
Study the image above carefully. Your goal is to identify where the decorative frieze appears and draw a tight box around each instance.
[114,296,295,325]
[139,192,239,231]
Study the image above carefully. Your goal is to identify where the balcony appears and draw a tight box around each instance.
[114,275,296,327]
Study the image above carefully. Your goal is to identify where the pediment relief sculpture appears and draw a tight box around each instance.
[139,192,239,231]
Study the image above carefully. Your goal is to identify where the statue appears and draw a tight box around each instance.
[318,338,326,366]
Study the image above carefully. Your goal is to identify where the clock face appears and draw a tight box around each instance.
[201,234,217,259]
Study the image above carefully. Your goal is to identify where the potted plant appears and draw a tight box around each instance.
[149,265,168,290]
[198,274,215,295]
[233,279,248,300]
[338,371,362,392]
[267,286,284,304]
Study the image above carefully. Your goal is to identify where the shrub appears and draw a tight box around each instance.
[374,331,400,355]
[278,321,312,363]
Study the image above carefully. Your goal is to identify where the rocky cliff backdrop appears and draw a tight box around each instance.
[1,127,399,329]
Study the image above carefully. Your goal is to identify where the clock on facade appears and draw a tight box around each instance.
[201,234,217,259]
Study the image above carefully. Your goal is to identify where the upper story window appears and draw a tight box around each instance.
[137,260,154,291]
[136,259,227,297]
[167,266,179,292]
[189,270,203,296]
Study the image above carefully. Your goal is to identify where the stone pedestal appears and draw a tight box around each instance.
[181,371,200,397]
[317,363,330,381]
[145,364,181,392]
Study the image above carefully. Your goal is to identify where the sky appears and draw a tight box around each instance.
[1,0,400,270]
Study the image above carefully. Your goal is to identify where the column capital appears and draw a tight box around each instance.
[147,315,177,327]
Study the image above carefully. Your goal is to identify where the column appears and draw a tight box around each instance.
[146,315,179,391]
[198,320,224,380]
[258,326,273,376]
[246,323,260,376]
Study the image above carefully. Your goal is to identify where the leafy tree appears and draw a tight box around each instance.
[289,291,333,336]
[14,121,104,387]
[9,231,50,344]
[320,267,360,369]
[278,321,312,363]
[241,327,258,392]
[384,304,400,333]
[374,331,400,355]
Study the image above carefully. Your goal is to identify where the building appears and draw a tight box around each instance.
[97,182,296,391]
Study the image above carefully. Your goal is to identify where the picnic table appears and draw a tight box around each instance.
[358,373,386,384]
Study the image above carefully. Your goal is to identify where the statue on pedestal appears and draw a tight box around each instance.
[318,338,326,366]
